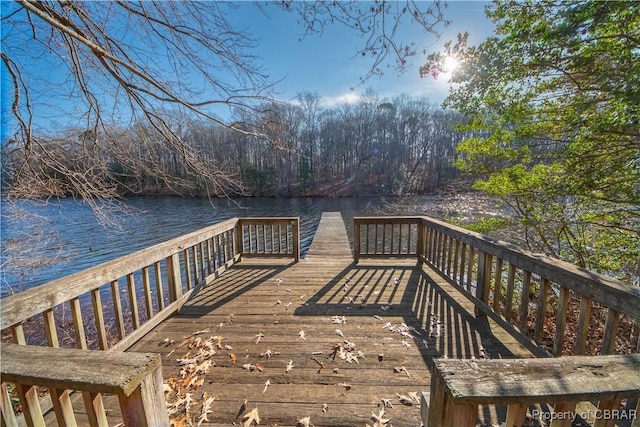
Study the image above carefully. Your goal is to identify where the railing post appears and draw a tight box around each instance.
[475,251,493,316]
[416,221,425,262]
[235,222,244,261]
[353,219,361,263]
[427,364,477,427]
[118,365,169,427]
[165,253,183,303]
[292,219,300,262]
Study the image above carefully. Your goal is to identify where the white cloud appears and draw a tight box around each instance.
[321,91,362,107]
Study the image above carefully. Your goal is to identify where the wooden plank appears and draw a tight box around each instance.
[125,256,535,426]
[1,344,162,397]
[553,287,570,357]
[600,309,620,355]
[308,212,352,259]
[575,295,592,355]
[550,401,577,427]
[0,383,18,426]
[432,355,640,404]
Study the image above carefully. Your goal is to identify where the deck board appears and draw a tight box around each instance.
[105,213,530,426]
[305,212,352,259]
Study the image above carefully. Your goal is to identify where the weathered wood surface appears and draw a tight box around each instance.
[123,255,531,426]
[306,212,352,259]
[0,344,161,396]
[432,354,640,404]
[418,215,640,319]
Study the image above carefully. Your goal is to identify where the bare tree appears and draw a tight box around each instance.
[282,0,448,81]
[1,1,447,215]
[2,1,274,218]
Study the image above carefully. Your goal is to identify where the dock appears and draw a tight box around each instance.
[2,213,638,427]
[305,212,352,259]
[124,213,529,426]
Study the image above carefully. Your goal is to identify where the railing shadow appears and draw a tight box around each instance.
[293,260,520,368]
[177,261,294,317]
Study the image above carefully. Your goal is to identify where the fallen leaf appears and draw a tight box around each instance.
[160,337,175,347]
[170,416,188,427]
[393,366,411,377]
[263,379,270,394]
[332,315,347,324]
[299,330,306,340]
[197,394,215,427]
[396,392,415,406]
[335,329,344,337]
[370,408,391,427]
[381,398,394,408]
[230,353,238,363]
[297,416,311,427]
[322,403,328,413]
[286,360,294,373]
[260,349,272,359]
[254,333,264,344]
[243,407,261,427]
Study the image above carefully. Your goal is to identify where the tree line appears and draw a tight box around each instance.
[1,92,468,198]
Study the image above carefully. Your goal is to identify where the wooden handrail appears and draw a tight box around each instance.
[353,216,640,356]
[422,354,640,427]
[0,343,168,427]
[1,217,300,352]
[1,218,239,331]
[237,217,300,262]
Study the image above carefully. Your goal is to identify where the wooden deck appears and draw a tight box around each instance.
[122,213,531,426]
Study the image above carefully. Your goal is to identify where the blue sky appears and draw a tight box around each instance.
[1,1,494,139]
[232,1,493,106]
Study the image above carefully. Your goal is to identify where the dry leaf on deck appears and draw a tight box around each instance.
[381,398,394,408]
[370,408,391,427]
[170,416,188,427]
[286,359,294,373]
[263,379,271,394]
[243,407,261,427]
[197,395,216,427]
[298,330,306,340]
[297,416,311,427]
[396,393,415,406]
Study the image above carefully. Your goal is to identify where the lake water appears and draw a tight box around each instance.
[0,194,503,296]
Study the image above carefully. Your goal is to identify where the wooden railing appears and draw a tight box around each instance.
[422,354,640,427]
[0,216,299,426]
[353,217,421,263]
[354,216,640,357]
[236,217,300,262]
[1,344,168,427]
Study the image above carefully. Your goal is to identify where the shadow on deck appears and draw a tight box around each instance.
[127,257,530,426]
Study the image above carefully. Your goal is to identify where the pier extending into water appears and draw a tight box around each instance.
[1,212,639,426]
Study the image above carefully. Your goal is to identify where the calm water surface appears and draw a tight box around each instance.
[1,195,502,296]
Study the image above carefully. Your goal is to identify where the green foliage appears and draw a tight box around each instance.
[464,216,513,234]
[425,0,640,278]
[241,162,276,196]
[298,156,314,193]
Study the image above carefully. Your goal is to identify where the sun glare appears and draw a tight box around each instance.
[443,55,459,73]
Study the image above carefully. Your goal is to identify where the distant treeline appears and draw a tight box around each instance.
[2,93,471,198]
